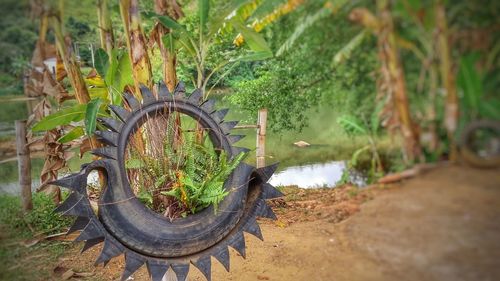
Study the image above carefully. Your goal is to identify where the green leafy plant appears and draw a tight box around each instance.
[337,108,384,184]
[126,131,246,217]
[31,46,133,141]
[162,149,246,215]
[86,48,135,106]
[457,53,500,126]
[0,193,72,238]
[148,0,275,96]
[0,193,73,280]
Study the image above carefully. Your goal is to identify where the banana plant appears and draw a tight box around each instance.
[32,0,133,148]
[119,0,154,94]
[148,0,276,97]
[87,48,134,106]
[32,47,134,143]
[28,0,106,155]
[457,54,500,128]
[337,104,384,183]
[276,0,349,56]
[151,0,184,91]
[97,0,115,58]
[277,0,422,162]
[435,0,459,161]
[233,0,306,47]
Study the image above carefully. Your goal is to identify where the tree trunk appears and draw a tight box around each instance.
[97,0,115,58]
[153,0,184,148]
[154,0,183,91]
[51,22,90,104]
[377,0,421,163]
[436,1,459,162]
[120,0,153,95]
[51,1,98,152]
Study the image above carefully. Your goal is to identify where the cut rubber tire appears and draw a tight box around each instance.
[460,119,500,169]
[52,82,283,281]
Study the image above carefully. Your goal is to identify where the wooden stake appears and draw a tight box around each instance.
[15,120,33,212]
[256,109,267,168]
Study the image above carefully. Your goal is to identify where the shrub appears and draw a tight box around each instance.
[0,193,72,237]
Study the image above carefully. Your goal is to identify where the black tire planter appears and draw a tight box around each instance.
[52,82,282,281]
[459,119,500,168]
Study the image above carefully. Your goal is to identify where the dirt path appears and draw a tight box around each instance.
[57,165,500,281]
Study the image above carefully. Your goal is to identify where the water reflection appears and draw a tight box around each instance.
[0,100,28,137]
[0,179,40,195]
[0,158,44,195]
[1,95,364,192]
[1,159,367,194]
[269,161,365,188]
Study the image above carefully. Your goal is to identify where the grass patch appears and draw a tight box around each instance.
[0,193,73,280]
[0,193,72,238]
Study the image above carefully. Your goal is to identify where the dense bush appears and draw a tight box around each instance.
[227,3,378,132]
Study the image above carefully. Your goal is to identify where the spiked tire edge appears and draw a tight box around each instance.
[52,81,283,281]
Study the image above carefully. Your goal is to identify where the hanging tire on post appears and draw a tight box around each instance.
[52,81,282,281]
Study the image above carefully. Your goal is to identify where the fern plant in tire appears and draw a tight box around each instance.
[52,82,282,281]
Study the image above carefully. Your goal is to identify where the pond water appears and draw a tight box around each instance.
[0,179,41,195]
[0,93,368,194]
[269,160,366,188]
[0,100,28,138]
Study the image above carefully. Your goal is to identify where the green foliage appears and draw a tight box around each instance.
[32,104,88,132]
[57,126,85,143]
[67,16,91,37]
[0,0,104,95]
[228,70,318,132]
[0,193,72,237]
[84,98,103,136]
[231,20,272,54]
[89,48,134,105]
[94,48,109,78]
[350,145,371,169]
[227,1,378,132]
[25,194,73,234]
[127,132,246,216]
[162,148,246,214]
[337,115,368,136]
[276,6,332,56]
[337,111,383,184]
[31,101,108,132]
[150,0,273,94]
[0,0,38,94]
[198,0,210,33]
[0,193,72,280]
[332,30,369,66]
[33,46,133,145]
[458,54,500,123]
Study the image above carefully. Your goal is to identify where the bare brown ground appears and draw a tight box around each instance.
[53,165,500,281]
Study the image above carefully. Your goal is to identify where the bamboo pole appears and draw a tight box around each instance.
[256,109,267,168]
[15,120,33,212]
